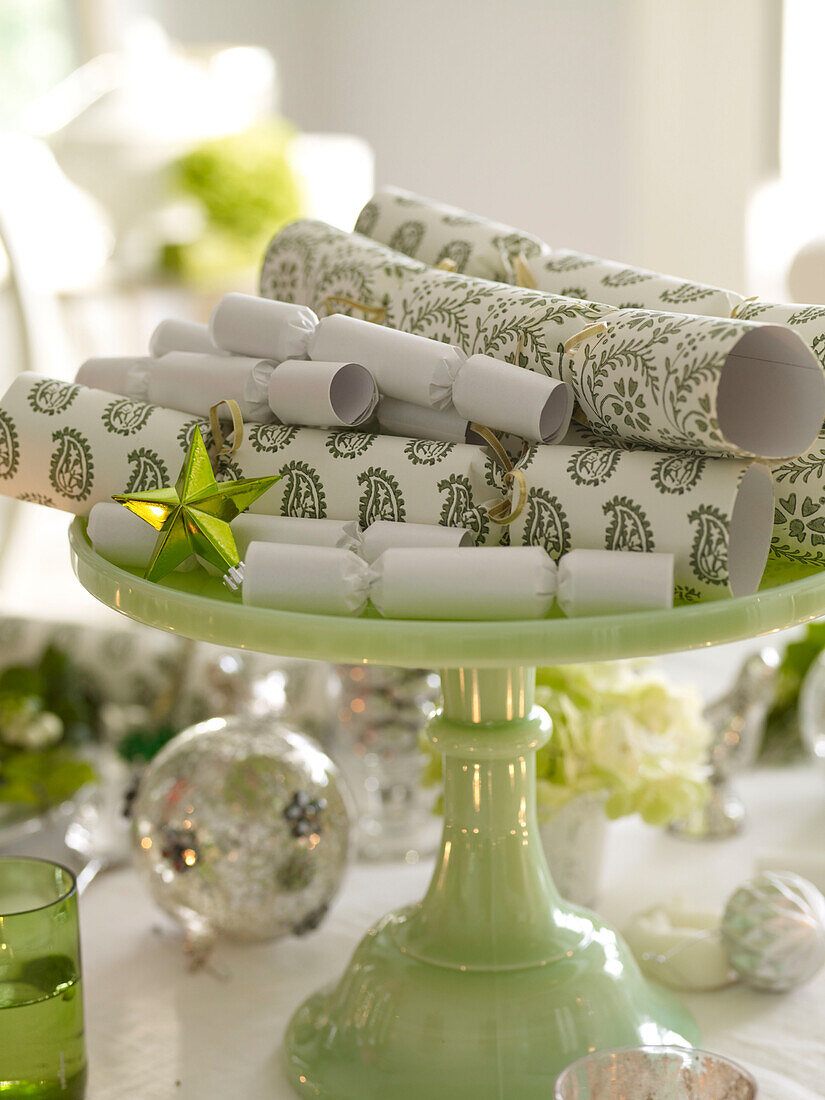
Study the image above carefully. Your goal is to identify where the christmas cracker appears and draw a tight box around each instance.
[216,423,505,546]
[260,219,824,461]
[0,372,205,514]
[357,188,825,374]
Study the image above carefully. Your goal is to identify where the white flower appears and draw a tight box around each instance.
[535,661,710,823]
[2,709,64,749]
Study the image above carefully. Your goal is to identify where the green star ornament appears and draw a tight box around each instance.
[113,428,280,582]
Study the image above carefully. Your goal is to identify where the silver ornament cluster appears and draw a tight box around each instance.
[131,715,350,943]
[333,665,440,860]
[721,870,825,992]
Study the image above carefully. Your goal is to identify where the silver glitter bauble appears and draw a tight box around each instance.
[131,715,350,943]
[721,871,825,991]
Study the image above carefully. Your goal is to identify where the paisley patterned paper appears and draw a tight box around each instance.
[356,187,741,316]
[215,425,502,546]
[355,186,545,283]
[0,373,202,515]
[506,442,771,599]
[565,419,825,571]
[260,219,822,460]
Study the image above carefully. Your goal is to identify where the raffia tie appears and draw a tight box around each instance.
[209,399,244,458]
[470,423,529,526]
[562,318,615,356]
[320,295,387,323]
[513,253,537,289]
[730,295,759,319]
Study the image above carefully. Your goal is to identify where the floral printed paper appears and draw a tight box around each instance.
[356,187,741,316]
[260,220,822,460]
[358,189,825,397]
[734,300,825,373]
[771,428,825,566]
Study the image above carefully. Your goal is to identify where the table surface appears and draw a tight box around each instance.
[70,762,824,1100]
[5,633,824,1100]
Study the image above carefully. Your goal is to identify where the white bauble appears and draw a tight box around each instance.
[721,871,825,992]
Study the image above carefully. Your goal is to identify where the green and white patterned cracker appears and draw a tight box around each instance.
[355,187,545,282]
[734,301,825,373]
[357,191,825,437]
[261,220,822,460]
[772,427,825,565]
[508,442,772,599]
[220,425,502,546]
[0,372,199,515]
[356,188,740,316]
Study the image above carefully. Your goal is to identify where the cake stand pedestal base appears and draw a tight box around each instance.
[284,667,699,1099]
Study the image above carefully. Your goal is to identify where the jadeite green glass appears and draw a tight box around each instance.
[0,858,86,1099]
[68,518,825,1098]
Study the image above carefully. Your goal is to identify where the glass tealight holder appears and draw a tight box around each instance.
[554,1045,757,1099]
[0,857,86,1099]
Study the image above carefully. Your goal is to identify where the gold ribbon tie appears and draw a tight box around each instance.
[321,295,387,323]
[513,253,537,289]
[563,321,610,355]
[209,398,245,458]
[470,423,530,526]
[730,295,759,319]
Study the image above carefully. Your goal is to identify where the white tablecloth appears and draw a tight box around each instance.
[4,631,823,1100]
[73,760,825,1100]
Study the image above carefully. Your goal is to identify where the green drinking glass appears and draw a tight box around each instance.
[0,858,86,1099]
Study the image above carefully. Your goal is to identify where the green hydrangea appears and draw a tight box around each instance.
[534,662,710,824]
[162,121,304,285]
[421,662,710,827]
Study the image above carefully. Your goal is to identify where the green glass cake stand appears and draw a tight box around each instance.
[69,518,825,1099]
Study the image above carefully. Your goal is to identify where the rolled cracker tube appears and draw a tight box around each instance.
[370,546,557,620]
[77,353,277,423]
[219,424,503,546]
[309,312,465,410]
[770,426,825,567]
[88,501,164,568]
[454,353,573,445]
[376,397,481,444]
[361,192,825,386]
[356,187,740,317]
[242,542,370,616]
[210,293,318,361]
[734,300,825,373]
[268,360,378,428]
[149,319,223,358]
[88,503,359,569]
[232,514,361,556]
[0,372,203,515]
[507,442,774,600]
[523,250,742,316]
[355,186,546,283]
[76,357,145,395]
[145,352,276,423]
[261,220,825,460]
[556,549,674,617]
[360,519,473,564]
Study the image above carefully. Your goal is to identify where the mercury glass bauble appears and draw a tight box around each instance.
[721,871,825,992]
[131,715,350,942]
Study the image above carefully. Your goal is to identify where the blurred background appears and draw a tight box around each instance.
[0,0,822,618]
